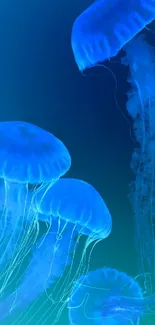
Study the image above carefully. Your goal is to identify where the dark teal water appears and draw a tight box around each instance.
[0,0,154,324]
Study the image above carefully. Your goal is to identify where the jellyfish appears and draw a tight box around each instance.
[121,35,155,292]
[0,121,71,296]
[29,177,112,322]
[68,267,155,325]
[0,217,74,322]
[71,0,155,71]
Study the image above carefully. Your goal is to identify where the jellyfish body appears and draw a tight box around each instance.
[122,35,155,291]
[0,121,71,296]
[0,121,71,183]
[31,178,112,321]
[71,0,155,71]
[68,268,155,325]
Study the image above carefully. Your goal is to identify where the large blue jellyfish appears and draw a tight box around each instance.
[30,178,112,321]
[68,267,155,325]
[122,35,155,292]
[0,121,71,297]
[71,0,155,71]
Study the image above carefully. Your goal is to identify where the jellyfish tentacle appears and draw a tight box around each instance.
[0,121,71,296]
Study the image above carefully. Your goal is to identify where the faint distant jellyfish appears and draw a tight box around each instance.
[71,0,155,71]
[121,35,155,292]
[68,267,155,325]
[31,178,112,314]
[0,121,71,296]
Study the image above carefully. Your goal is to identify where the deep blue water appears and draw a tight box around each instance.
[0,0,154,324]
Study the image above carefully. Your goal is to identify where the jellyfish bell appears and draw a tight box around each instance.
[68,268,155,325]
[31,178,112,319]
[0,121,71,296]
[71,0,155,71]
[0,121,71,184]
[33,178,112,239]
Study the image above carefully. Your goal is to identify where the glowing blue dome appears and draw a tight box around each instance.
[71,0,155,71]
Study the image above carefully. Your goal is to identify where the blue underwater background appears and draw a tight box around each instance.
[0,0,155,324]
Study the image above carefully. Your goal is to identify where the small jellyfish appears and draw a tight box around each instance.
[71,0,155,71]
[31,178,112,321]
[68,267,155,325]
[0,121,71,296]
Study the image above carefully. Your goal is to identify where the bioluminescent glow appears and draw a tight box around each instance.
[24,177,112,323]
[71,0,155,71]
[0,121,71,298]
[68,267,155,325]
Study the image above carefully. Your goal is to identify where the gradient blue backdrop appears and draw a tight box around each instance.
[0,0,154,324]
